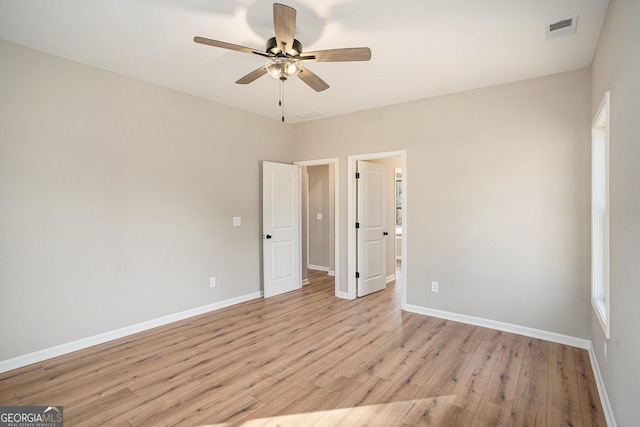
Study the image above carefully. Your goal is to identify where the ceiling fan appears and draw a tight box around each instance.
[194,3,371,120]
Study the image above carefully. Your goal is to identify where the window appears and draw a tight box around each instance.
[592,91,610,339]
[395,170,402,236]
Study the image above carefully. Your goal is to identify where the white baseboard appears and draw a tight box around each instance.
[336,291,351,299]
[301,278,310,286]
[386,274,396,284]
[404,304,591,349]
[308,264,330,272]
[0,291,263,374]
[327,270,335,276]
[588,343,617,427]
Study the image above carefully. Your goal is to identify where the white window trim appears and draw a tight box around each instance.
[591,91,610,339]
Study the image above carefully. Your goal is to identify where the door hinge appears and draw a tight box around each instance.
[355,172,360,179]
[356,272,360,279]
[355,222,360,229]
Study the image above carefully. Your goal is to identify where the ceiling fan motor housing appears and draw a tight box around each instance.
[266,36,302,57]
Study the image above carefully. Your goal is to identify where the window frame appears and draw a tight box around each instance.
[591,91,611,339]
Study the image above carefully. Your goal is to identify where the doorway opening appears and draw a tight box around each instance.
[295,158,340,298]
[348,151,406,309]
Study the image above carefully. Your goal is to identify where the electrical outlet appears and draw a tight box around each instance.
[210,277,216,288]
[431,281,439,293]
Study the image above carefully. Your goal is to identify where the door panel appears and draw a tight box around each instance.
[357,161,387,297]
[263,161,300,298]
[271,240,295,280]
[364,240,382,278]
[271,170,294,228]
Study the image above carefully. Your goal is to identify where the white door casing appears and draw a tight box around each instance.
[263,161,300,298]
[356,161,387,297]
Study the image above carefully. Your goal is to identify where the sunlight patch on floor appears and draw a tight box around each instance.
[199,396,454,426]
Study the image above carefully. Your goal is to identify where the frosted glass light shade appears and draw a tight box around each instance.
[266,58,301,80]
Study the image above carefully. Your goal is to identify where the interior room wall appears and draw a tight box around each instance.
[293,68,592,339]
[0,40,293,361]
[307,165,330,269]
[589,0,640,424]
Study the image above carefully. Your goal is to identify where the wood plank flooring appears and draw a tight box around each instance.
[0,269,606,426]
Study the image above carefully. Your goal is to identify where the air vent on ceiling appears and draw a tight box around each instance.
[545,15,578,40]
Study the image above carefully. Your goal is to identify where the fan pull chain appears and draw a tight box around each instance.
[279,79,285,122]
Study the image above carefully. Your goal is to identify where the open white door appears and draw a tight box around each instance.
[263,161,300,298]
[356,161,387,297]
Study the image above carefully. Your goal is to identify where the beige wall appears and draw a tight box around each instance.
[307,165,330,269]
[0,40,293,360]
[590,0,640,424]
[294,68,592,338]
[304,164,336,273]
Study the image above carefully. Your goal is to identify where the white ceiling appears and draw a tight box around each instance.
[0,0,609,123]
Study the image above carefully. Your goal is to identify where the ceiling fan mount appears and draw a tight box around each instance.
[194,3,371,92]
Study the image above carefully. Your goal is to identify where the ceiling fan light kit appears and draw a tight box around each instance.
[194,2,371,122]
[265,57,301,80]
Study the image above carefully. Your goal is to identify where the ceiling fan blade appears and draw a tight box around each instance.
[300,47,372,62]
[273,3,296,55]
[236,67,268,85]
[298,65,329,92]
[194,36,270,57]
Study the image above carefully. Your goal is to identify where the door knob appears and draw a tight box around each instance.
[265,234,272,239]
[383,231,389,236]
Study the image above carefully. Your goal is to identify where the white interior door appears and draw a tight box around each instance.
[263,161,300,298]
[357,161,387,297]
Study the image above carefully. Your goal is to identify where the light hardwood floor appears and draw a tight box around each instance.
[0,269,606,426]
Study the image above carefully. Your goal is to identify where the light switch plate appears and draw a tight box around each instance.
[317,213,323,220]
[233,217,241,227]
